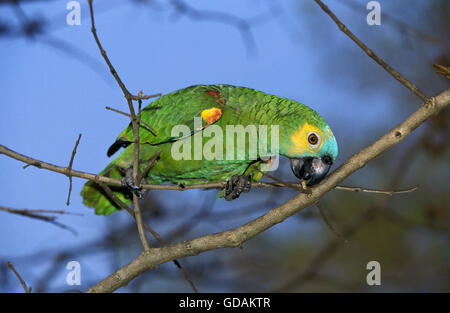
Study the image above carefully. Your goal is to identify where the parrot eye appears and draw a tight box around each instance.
[307,132,320,147]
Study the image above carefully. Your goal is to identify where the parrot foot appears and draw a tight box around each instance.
[224,174,252,201]
[121,167,145,199]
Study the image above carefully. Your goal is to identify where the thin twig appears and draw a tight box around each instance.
[0,206,81,218]
[334,185,419,195]
[66,133,82,206]
[255,167,301,192]
[273,209,377,292]
[433,64,450,79]
[137,93,162,100]
[252,164,312,194]
[106,106,157,135]
[129,104,149,250]
[97,182,198,292]
[0,206,78,235]
[88,0,150,251]
[316,201,347,242]
[87,0,159,102]
[337,0,449,49]
[137,152,161,183]
[314,0,429,103]
[7,262,31,293]
[2,207,81,215]
[1,206,54,222]
[97,182,161,240]
[0,144,421,196]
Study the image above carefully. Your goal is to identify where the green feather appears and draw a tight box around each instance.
[81,84,338,215]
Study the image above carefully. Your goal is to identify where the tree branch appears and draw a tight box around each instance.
[85,0,200,290]
[87,0,150,251]
[97,181,198,292]
[0,144,420,196]
[314,0,430,102]
[0,206,79,235]
[105,106,158,135]
[7,262,31,293]
[66,133,82,206]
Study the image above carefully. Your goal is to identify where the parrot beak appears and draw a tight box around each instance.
[290,155,333,186]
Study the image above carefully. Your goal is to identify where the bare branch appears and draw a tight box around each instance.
[0,206,78,234]
[96,182,198,292]
[137,152,161,183]
[315,201,347,242]
[273,209,377,292]
[87,0,150,251]
[7,262,31,293]
[253,166,302,192]
[433,64,450,79]
[337,0,450,49]
[86,0,159,101]
[0,143,421,196]
[105,106,158,135]
[140,0,278,56]
[314,0,430,102]
[66,133,82,206]
[333,185,419,195]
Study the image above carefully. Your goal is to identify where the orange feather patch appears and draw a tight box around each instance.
[201,107,223,125]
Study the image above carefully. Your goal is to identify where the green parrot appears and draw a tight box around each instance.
[81,84,338,215]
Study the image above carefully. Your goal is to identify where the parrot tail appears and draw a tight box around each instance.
[80,163,132,216]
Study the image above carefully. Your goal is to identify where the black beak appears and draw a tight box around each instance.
[290,155,333,186]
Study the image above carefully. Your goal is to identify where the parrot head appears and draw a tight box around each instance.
[280,107,338,186]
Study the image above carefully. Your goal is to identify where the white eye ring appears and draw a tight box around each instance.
[307,131,321,148]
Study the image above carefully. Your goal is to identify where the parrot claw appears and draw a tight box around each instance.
[122,179,144,199]
[121,167,145,199]
[224,174,252,201]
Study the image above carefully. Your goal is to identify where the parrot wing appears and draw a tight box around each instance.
[107,85,227,156]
